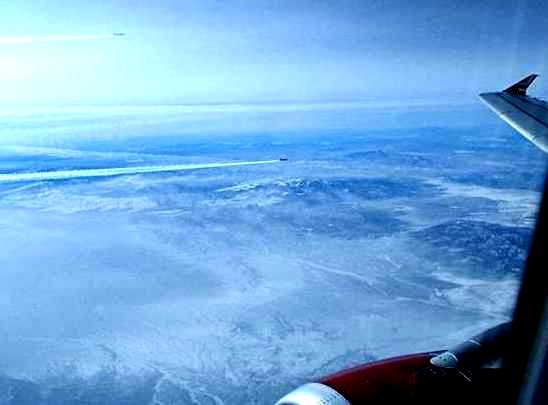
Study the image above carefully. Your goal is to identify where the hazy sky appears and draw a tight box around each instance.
[0,0,547,106]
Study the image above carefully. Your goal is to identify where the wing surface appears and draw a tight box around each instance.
[479,74,548,153]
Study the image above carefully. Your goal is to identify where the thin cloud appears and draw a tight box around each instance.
[0,160,280,183]
[0,34,121,45]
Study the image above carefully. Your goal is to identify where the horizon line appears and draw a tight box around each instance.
[0,98,480,116]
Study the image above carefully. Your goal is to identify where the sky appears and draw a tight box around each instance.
[0,0,547,106]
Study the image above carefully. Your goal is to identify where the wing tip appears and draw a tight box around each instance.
[478,92,498,106]
[503,74,539,96]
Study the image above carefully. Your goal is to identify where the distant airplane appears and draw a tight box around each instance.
[274,76,548,405]
[279,157,288,161]
[113,32,126,37]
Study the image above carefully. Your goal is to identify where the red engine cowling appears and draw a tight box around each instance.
[275,323,511,404]
[320,352,435,403]
[275,352,436,405]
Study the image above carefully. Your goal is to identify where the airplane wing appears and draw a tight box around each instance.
[479,74,548,153]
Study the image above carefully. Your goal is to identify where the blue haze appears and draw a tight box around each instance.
[0,1,548,403]
[0,0,547,106]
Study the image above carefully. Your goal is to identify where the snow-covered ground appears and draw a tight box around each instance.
[0,105,545,404]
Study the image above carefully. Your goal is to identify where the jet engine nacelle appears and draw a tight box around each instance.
[275,352,434,405]
[275,323,510,405]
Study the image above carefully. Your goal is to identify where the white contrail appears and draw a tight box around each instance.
[0,160,280,183]
[0,34,119,45]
